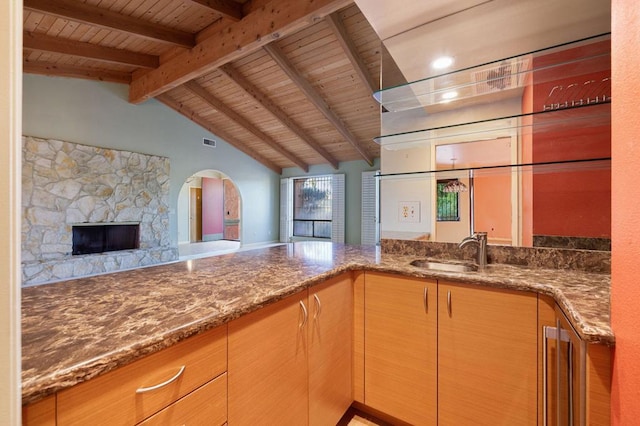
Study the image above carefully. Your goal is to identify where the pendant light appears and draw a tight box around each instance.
[442,158,468,193]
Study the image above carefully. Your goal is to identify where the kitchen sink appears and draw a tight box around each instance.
[409,259,478,273]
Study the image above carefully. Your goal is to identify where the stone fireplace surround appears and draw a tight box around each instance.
[22,136,178,286]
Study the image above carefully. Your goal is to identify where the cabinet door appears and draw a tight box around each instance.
[364,272,437,425]
[22,396,55,426]
[308,274,353,426]
[438,281,537,425]
[542,303,611,426]
[228,291,309,425]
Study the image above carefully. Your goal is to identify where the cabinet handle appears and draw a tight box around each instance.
[568,340,574,426]
[543,326,549,426]
[556,319,562,426]
[447,290,451,315]
[135,365,185,394]
[423,287,428,313]
[299,300,308,328]
[313,294,322,320]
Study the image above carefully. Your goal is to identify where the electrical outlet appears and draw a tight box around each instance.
[398,201,420,223]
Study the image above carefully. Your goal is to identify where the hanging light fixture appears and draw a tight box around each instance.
[442,158,468,193]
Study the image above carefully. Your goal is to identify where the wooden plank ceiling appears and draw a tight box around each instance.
[23,0,382,173]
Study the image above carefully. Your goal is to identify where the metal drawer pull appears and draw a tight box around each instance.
[136,365,185,393]
[313,294,322,320]
[543,326,550,426]
[568,342,574,426]
[423,287,428,313]
[447,290,451,315]
[299,300,308,328]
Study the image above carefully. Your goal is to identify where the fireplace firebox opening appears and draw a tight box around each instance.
[72,223,140,255]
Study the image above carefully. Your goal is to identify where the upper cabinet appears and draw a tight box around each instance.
[355,0,612,251]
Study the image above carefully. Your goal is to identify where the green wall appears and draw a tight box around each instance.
[22,74,281,246]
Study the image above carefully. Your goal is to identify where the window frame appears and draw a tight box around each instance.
[436,179,461,222]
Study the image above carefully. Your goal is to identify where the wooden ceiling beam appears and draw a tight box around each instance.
[128,0,353,104]
[157,93,282,174]
[264,43,374,166]
[185,0,243,22]
[23,60,132,84]
[184,81,310,172]
[23,32,159,69]
[326,12,378,94]
[24,0,195,48]
[219,64,340,170]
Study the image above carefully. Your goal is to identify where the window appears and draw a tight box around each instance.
[437,180,460,221]
[293,176,332,238]
[280,174,345,243]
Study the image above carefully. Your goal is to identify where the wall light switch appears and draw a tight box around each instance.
[398,201,420,223]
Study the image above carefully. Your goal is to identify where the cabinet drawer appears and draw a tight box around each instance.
[139,372,227,426]
[58,325,227,425]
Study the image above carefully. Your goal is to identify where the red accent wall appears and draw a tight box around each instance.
[612,1,640,422]
[473,171,512,242]
[531,40,611,237]
[202,177,223,237]
[521,71,534,246]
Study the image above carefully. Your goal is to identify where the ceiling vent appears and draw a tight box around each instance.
[203,138,216,148]
[472,58,530,95]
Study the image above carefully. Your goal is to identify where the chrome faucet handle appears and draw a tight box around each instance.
[459,231,488,270]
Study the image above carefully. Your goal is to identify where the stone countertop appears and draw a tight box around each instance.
[21,242,612,405]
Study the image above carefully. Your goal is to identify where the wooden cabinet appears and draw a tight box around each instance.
[438,281,538,425]
[228,272,353,425]
[56,324,227,426]
[360,273,538,425]
[228,290,309,424]
[22,269,608,426]
[308,274,353,426]
[364,272,438,425]
[539,295,611,426]
[22,395,55,426]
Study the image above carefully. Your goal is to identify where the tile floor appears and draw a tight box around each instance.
[338,408,390,426]
[178,240,284,260]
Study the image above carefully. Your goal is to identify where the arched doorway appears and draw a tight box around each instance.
[177,170,241,258]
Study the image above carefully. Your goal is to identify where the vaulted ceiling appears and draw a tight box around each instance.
[23,0,382,174]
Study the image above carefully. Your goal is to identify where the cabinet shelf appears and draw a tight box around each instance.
[374,101,610,149]
[374,33,610,113]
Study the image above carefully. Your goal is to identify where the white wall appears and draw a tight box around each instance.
[0,0,21,422]
[379,97,522,241]
[281,159,380,245]
[22,74,280,246]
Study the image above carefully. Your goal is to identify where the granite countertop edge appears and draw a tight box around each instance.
[21,244,612,405]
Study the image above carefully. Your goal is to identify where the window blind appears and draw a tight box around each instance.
[361,171,379,245]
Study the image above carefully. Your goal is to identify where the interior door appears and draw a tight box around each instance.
[189,187,202,242]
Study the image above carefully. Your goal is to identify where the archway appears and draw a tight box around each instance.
[177,170,242,258]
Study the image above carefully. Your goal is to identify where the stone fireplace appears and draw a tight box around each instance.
[22,136,178,285]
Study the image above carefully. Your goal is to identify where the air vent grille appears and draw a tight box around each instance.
[203,138,216,148]
[472,59,530,95]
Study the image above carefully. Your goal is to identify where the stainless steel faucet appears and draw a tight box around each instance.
[459,232,488,270]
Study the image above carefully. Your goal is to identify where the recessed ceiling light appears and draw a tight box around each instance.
[441,91,458,100]
[432,56,454,70]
